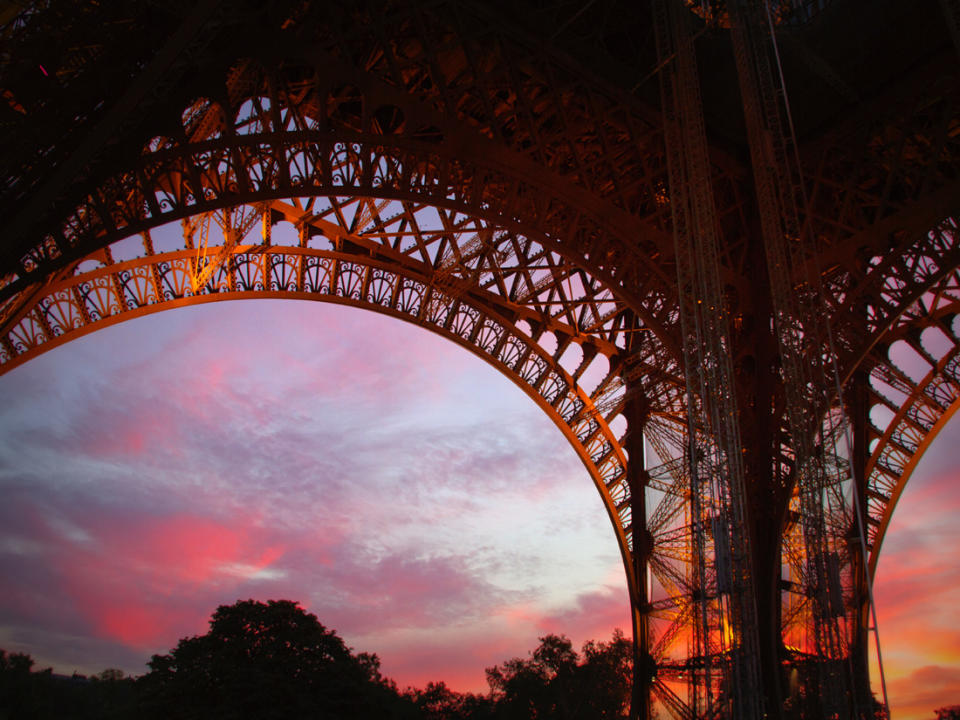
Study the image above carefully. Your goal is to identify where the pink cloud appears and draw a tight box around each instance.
[374,587,632,695]
[379,587,632,693]
[102,610,189,650]
[535,586,632,644]
[75,397,184,459]
[302,551,506,635]
[87,601,193,648]
[872,450,960,719]
[886,665,960,720]
[0,496,294,652]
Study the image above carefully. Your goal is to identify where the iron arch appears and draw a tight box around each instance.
[0,196,703,712]
[0,203,647,592]
[864,304,960,575]
[0,24,699,702]
[6,1,960,717]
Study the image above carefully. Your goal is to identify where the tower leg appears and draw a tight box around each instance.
[625,395,653,720]
[848,369,876,718]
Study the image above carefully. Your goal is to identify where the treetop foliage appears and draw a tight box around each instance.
[0,598,635,719]
[139,599,405,719]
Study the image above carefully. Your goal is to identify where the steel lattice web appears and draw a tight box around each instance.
[1,1,958,718]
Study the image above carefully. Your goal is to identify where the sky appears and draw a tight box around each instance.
[872,416,960,718]
[0,300,630,691]
[0,296,957,718]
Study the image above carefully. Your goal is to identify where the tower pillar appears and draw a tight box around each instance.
[624,391,654,720]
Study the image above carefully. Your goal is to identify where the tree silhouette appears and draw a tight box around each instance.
[4,608,636,720]
[0,649,136,720]
[138,599,415,720]
[0,649,48,718]
[484,631,631,719]
[486,634,578,719]
[407,681,494,720]
[574,630,632,718]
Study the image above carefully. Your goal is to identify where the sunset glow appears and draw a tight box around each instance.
[0,300,957,716]
[0,301,630,691]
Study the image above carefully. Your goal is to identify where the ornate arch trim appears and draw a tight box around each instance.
[0,239,642,588]
[865,326,960,575]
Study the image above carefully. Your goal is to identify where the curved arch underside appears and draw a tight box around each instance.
[0,214,639,562]
[5,192,960,717]
[863,282,960,574]
[3,1,960,717]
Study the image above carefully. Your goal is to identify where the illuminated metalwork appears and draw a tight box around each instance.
[1,1,957,718]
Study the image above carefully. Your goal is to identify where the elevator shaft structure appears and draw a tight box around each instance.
[653,1,764,716]
[729,2,863,716]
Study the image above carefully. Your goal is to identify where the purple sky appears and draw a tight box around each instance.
[0,296,957,717]
[0,300,630,691]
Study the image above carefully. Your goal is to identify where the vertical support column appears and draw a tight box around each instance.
[624,392,654,720]
[653,1,765,716]
[728,1,861,714]
[261,208,272,245]
[847,368,876,719]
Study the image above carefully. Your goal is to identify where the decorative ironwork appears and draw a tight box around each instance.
[2,1,958,718]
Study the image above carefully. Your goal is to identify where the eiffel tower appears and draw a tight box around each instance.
[1,1,957,717]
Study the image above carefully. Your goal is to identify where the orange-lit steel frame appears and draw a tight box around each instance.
[1,1,958,718]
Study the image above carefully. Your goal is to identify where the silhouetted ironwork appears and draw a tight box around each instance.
[1,1,957,718]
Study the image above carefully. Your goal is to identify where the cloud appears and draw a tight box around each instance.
[886,665,960,720]
[872,421,960,718]
[289,549,510,636]
[0,462,612,688]
[370,627,530,694]
[0,483,299,658]
[534,586,631,647]
[18,299,918,702]
[373,586,632,695]
[0,404,617,687]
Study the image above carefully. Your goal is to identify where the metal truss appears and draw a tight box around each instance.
[653,0,764,716]
[0,1,682,338]
[861,237,960,572]
[0,199,641,559]
[2,2,960,719]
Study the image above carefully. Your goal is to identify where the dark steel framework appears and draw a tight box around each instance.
[1,1,958,717]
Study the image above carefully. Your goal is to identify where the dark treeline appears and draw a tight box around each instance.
[0,599,631,720]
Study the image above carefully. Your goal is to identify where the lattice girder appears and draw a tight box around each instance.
[864,295,960,574]
[801,63,960,374]
[4,2,960,718]
[0,3,688,349]
[825,220,960,380]
[803,57,960,258]
[4,63,686,358]
[0,214,647,564]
